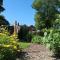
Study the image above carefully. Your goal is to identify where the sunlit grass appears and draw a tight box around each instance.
[19,42,31,49]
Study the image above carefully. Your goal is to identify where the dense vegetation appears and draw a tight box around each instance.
[18,25,33,42]
[0,27,20,60]
[0,15,9,26]
[0,0,4,13]
[32,0,60,57]
[0,0,60,59]
[32,0,60,29]
[32,28,60,56]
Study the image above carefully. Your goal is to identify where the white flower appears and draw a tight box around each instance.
[44,32,47,36]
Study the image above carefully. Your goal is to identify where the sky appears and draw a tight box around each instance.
[2,0,35,26]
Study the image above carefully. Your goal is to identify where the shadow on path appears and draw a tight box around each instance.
[16,52,30,60]
[51,54,60,60]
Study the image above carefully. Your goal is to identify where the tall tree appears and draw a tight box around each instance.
[0,0,9,26]
[18,25,29,42]
[32,0,60,30]
[0,0,4,13]
[0,15,9,26]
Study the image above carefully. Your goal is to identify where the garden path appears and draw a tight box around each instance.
[16,43,60,60]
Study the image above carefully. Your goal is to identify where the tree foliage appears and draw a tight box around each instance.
[18,25,29,42]
[0,15,9,26]
[0,1,9,26]
[0,0,5,13]
[18,25,33,42]
[32,0,60,29]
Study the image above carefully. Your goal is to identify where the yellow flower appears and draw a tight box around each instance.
[13,46,17,49]
[3,45,10,47]
[13,41,16,43]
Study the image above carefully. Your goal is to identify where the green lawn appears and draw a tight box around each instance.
[19,42,31,49]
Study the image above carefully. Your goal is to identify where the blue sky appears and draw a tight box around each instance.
[2,0,35,26]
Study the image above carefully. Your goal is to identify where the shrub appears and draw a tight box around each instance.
[42,28,60,56]
[0,31,20,60]
[26,32,33,42]
[32,28,60,56]
[18,25,29,42]
[0,48,16,60]
[32,35,43,44]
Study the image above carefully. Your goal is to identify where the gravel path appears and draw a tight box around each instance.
[24,44,54,60]
[16,43,60,60]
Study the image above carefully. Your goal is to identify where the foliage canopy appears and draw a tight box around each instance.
[32,0,60,29]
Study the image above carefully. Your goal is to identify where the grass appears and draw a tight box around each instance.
[19,42,31,49]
